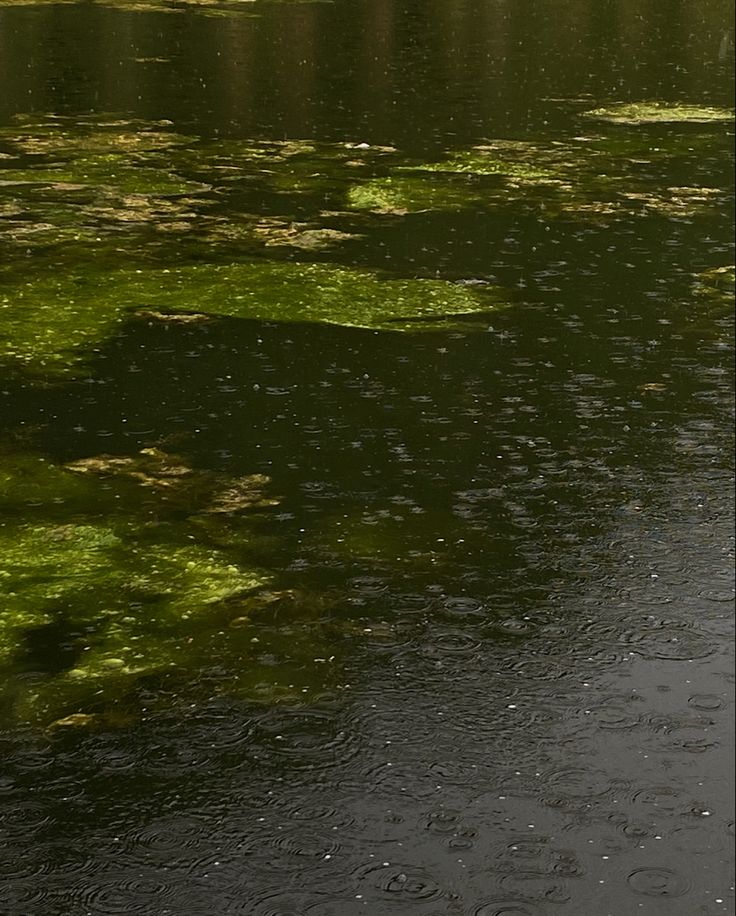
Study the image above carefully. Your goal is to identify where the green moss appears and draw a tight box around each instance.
[583,102,734,125]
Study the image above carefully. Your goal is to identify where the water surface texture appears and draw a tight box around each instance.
[0,1,734,914]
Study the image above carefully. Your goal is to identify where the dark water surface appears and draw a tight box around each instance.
[0,1,734,914]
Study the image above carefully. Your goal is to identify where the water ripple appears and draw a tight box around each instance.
[498,872,570,903]
[252,706,361,772]
[688,693,723,710]
[353,860,447,904]
[626,867,691,897]
[473,902,542,916]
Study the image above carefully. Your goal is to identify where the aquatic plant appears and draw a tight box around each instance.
[346,175,488,213]
[0,0,313,12]
[0,117,398,271]
[1,260,499,374]
[583,102,734,125]
[346,133,732,219]
[0,446,348,725]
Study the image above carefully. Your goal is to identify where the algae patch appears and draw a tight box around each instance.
[346,134,732,219]
[583,102,734,125]
[0,447,319,724]
[347,175,487,213]
[0,117,397,264]
[1,261,499,374]
[0,0,265,13]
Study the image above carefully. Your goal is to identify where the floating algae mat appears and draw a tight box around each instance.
[346,175,490,213]
[0,116,394,262]
[0,0,304,12]
[2,113,729,267]
[0,261,500,374]
[582,102,734,125]
[0,447,344,725]
[1,111,731,379]
[346,133,732,217]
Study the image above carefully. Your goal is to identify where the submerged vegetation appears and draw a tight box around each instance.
[2,111,731,375]
[346,133,733,218]
[0,0,317,12]
[0,103,733,726]
[583,102,734,125]
[0,446,348,725]
[1,262,496,373]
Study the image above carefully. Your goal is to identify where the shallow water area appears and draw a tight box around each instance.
[0,0,734,913]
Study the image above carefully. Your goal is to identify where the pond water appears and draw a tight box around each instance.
[0,1,734,913]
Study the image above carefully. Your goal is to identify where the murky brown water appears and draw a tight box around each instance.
[0,0,734,913]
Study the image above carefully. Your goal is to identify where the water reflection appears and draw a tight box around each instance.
[0,0,733,147]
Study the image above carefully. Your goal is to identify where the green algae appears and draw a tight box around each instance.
[3,112,729,377]
[0,445,470,726]
[0,446,312,723]
[346,133,732,219]
[0,117,211,259]
[0,520,267,656]
[1,261,498,374]
[583,102,735,125]
[1,114,731,381]
[0,452,114,517]
[0,117,192,155]
[252,219,363,250]
[0,118,398,264]
[0,0,265,12]
[402,143,557,181]
[346,175,487,213]
[172,136,398,199]
[345,143,598,216]
[619,185,731,218]
[0,158,204,196]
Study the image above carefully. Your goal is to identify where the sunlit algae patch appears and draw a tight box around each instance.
[0,448,341,724]
[582,102,734,124]
[0,0,299,13]
[345,134,732,217]
[0,261,497,374]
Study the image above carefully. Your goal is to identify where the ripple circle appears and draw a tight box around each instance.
[626,867,690,897]
[474,903,541,916]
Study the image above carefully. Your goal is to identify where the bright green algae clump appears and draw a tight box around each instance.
[345,133,731,218]
[1,262,497,374]
[347,175,489,213]
[0,117,397,258]
[0,0,265,12]
[0,448,342,725]
[583,102,734,125]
